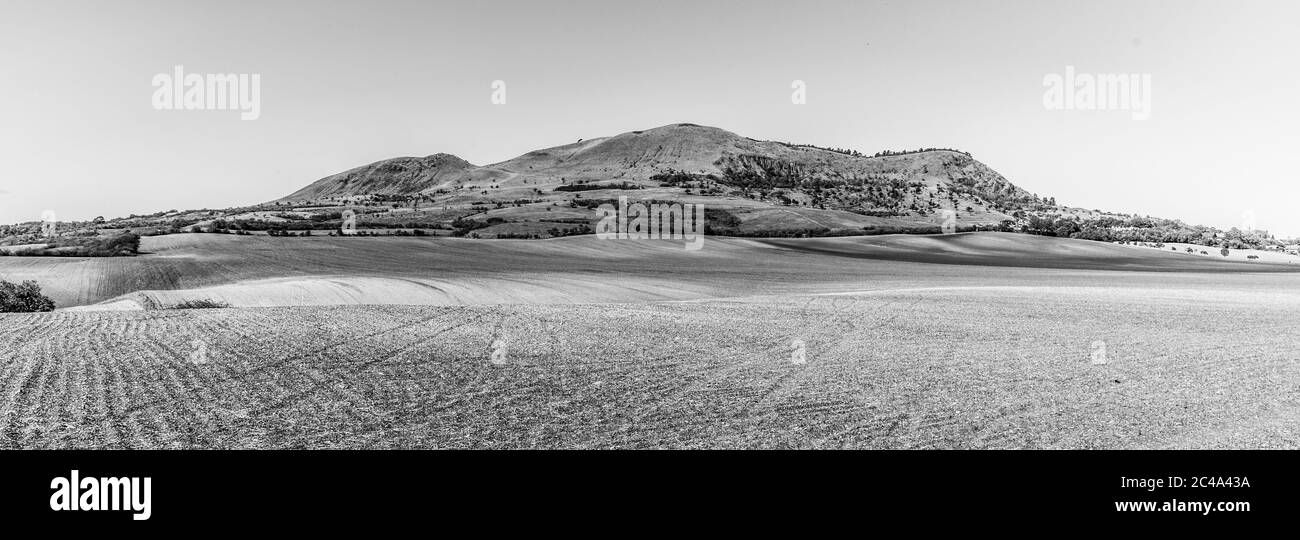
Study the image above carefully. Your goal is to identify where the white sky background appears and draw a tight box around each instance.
[1,0,1297,235]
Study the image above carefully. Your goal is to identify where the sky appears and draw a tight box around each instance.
[2,0,1298,235]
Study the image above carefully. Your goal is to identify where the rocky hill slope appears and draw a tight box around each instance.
[274,123,1043,223]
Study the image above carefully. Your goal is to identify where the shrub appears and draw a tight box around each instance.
[84,232,141,256]
[0,279,56,312]
[553,181,643,192]
[0,232,140,257]
[450,217,493,237]
[169,298,231,309]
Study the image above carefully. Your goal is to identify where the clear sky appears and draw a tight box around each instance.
[2,0,1297,235]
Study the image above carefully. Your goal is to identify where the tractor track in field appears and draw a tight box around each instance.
[4,267,1300,449]
[205,309,499,448]
[109,308,461,421]
[674,294,918,423]
[317,312,565,448]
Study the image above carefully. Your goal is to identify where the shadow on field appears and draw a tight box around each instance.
[758,232,1300,273]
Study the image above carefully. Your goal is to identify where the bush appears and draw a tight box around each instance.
[450,217,493,237]
[553,181,643,192]
[0,279,56,312]
[0,232,140,257]
[85,232,141,256]
[168,298,230,309]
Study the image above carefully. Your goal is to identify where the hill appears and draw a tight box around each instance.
[2,123,1282,247]
[270,123,1041,231]
[280,153,490,201]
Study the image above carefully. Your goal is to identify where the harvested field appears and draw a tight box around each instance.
[1,232,1297,449]
[2,232,1296,310]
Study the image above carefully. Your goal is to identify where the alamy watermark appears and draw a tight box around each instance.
[189,339,208,365]
[40,209,57,237]
[941,209,957,234]
[50,470,151,521]
[491,80,507,105]
[1241,210,1257,232]
[152,65,261,120]
[340,209,357,235]
[490,339,508,365]
[790,339,807,365]
[1090,339,1108,365]
[1043,66,1151,120]
[594,196,705,251]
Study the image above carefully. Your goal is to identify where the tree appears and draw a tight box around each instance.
[0,280,56,312]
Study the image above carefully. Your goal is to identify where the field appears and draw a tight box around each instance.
[1,232,1298,449]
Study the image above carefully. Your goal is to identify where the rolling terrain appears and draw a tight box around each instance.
[2,124,1295,450]
[0,232,1294,310]
[2,232,1298,449]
